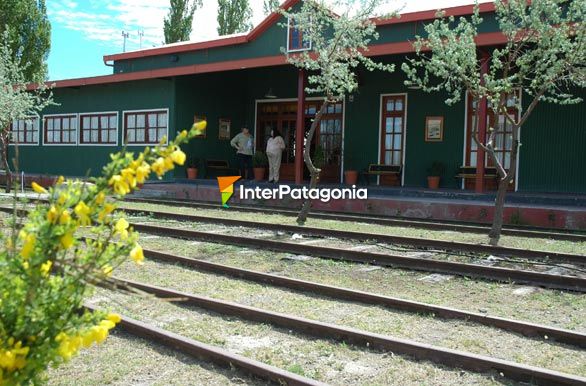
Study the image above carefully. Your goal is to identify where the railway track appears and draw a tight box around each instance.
[104,277,586,386]
[84,305,324,386]
[140,246,586,349]
[121,206,586,264]
[130,222,586,292]
[125,197,586,242]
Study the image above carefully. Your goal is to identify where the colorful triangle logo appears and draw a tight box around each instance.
[217,176,241,208]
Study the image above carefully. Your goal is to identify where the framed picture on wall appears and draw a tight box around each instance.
[425,116,444,142]
[218,118,231,140]
[193,115,206,138]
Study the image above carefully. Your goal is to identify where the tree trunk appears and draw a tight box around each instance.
[488,135,519,246]
[296,100,329,225]
[1,139,11,194]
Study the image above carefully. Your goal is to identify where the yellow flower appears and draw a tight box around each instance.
[20,233,36,259]
[151,157,166,177]
[106,313,121,323]
[47,205,59,224]
[135,164,151,183]
[109,175,130,195]
[57,192,69,205]
[31,182,47,194]
[74,201,92,226]
[120,167,137,188]
[102,264,113,276]
[60,233,74,249]
[170,149,186,165]
[177,130,188,140]
[56,175,65,185]
[114,218,129,240]
[191,120,207,136]
[40,260,52,276]
[59,210,71,225]
[95,191,106,205]
[130,244,144,265]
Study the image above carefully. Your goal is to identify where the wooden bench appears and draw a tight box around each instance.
[204,159,239,178]
[361,164,402,185]
[456,166,498,179]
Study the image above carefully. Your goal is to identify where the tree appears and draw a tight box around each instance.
[0,121,207,384]
[264,0,280,15]
[281,0,396,225]
[217,0,253,35]
[0,33,54,193]
[164,0,202,44]
[0,0,51,82]
[402,0,585,245]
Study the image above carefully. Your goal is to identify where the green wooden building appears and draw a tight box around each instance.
[13,0,586,194]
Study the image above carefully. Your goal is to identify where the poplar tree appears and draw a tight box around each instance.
[264,0,280,15]
[0,0,51,82]
[281,0,396,225]
[164,0,202,44]
[217,0,253,35]
[402,0,585,245]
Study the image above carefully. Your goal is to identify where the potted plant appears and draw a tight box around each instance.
[427,161,445,189]
[252,151,268,181]
[343,153,358,185]
[186,157,200,180]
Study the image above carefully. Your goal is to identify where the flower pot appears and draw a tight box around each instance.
[186,168,198,180]
[427,176,440,189]
[344,170,359,185]
[253,167,266,182]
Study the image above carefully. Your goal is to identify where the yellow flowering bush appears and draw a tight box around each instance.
[0,122,206,384]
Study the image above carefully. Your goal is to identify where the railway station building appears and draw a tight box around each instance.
[14,0,586,195]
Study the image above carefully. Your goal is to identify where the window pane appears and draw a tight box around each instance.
[33,131,38,143]
[394,117,402,133]
[110,116,117,128]
[127,129,135,142]
[19,132,24,143]
[470,153,477,167]
[100,116,109,128]
[83,116,90,129]
[335,104,342,113]
[148,128,156,141]
[386,100,394,112]
[91,130,98,142]
[158,128,166,141]
[48,119,53,130]
[63,131,69,143]
[48,131,54,143]
[102,130,108,143]
[109,129,117,143]
[148,114,156,127]
[25,131,32,143]
[504,152,511,169]
[393,151,401,165]
[385,118,392,133]
[385,152,392,164]
[136,129,145,142]
[83,131,90,142]
[137,114,145,128]
[91,116,98,129]
[495,134,503,150]
[61,119,67,130]
[395,99,403,111]
[127,115,136,129]
[394,134,402,150]
[385,134,391,149]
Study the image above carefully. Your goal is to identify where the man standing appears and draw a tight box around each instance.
[230,127,254,179]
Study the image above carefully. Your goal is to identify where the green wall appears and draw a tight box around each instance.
[11,79,175,179]
[344,60,465,188]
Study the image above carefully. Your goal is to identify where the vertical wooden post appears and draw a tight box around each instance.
[295,69,306,184]
[475,51,490,193]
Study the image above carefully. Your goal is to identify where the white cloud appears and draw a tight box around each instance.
[48,0,493,53]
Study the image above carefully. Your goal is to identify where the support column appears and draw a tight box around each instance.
[295,69,306,185]
[475,52,490,193]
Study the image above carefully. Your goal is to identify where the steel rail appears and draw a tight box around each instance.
[125,197,586,242]
[84,305,325,386]
[131,222,586,292]
[110,278,586,386]
[121,207,586,265]
[141,247,586,349]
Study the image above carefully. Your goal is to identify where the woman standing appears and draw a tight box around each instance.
[266,129,286,183]
[230,127,254,179]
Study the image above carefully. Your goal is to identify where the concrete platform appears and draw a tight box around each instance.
[136,179,586,231]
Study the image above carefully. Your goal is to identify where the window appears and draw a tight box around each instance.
[44,115,78,145]
[287,17,311,52]
[79,112,118,145]
[123,109,168,145]
[10,117,39,145]
[380,95,406,166]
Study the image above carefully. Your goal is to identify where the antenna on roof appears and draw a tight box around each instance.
[138,29,144,49]
[122,31,130,52]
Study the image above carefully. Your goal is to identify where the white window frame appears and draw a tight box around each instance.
[286,16,312,53]
[78,111,119,147]
[378,93,408,186]
[122,108,169,146]
[42,113,79,146]
[9,116,40,146]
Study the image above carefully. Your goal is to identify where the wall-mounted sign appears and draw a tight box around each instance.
[218,118,231,140]
[425,116,444,142]
[194,115,206,138]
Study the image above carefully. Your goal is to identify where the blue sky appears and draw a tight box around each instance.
[46,0,491,81]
